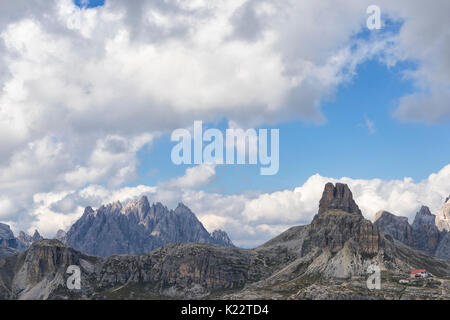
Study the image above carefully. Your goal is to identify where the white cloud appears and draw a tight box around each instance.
[19,163,450,248]
[0,0,449,243]
[364,115,376,134]
[165,164,217,189]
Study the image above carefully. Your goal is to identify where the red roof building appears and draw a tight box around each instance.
[410,269,428,278]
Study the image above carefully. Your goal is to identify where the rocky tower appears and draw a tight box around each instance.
[302,182,381,256]
[411,206,441,255]
[318,182,362,215]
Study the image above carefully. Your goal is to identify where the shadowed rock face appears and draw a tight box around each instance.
[0,224,45,258]
[318,183,362,216]
[64,197,234,257]
[303,183,381,256]
[0,223,16,248]
[374,210,414,247]
[0,224,18,258]
[303,210,382,255]
[412,206,441,255]
[374,206,449,260]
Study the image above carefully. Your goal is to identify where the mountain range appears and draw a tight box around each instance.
[0,182,448,300]
[374,203,450,260]
[62,198,234,257]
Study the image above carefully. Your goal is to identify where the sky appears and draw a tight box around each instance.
[0,0,449,248]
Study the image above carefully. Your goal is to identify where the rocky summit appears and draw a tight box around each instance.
[63,196,234,257]
[0,183,448,300]
[318,183,362,215]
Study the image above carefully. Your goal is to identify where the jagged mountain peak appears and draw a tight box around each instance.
[138,195,150,211]
[318,182,362,215]
[418,205,433,216]
[32,230,43,242]
[83,206,94,216]
[174,202,193,214]
[412,205,436,229]
[64,199,235,256]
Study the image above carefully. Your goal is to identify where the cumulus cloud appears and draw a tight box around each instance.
[165,164,217,189]
[19,163,450,248]
[0,0,449,243]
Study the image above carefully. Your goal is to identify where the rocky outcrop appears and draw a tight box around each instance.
[411,206,441,255]
[436,196,450,232]
[64,197,234,257]
[374,210,414,247]
[302,210,381,256]
[0,239,265,300]
[374,206,449,260]
[304,183,380,257]
[318,183,362,215]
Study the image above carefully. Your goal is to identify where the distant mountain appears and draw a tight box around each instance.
[17,230,43,248]
[0,224,43,258]
[63,196,234,257]
[373,210,414,247]
[1,183,448,300]
[210,229,234,247]
[54,230,67,242]
[374,204,449,260]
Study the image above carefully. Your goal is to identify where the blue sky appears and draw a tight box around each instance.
[135,56,449,195]
[74,0,449,202]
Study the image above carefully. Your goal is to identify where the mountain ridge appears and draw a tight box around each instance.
[63,196,235,257]
[374,204,450,260]
[1,182,448,300]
